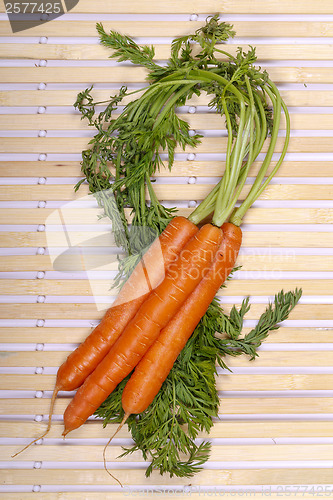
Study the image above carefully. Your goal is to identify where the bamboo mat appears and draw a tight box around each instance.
[1,1,333,497]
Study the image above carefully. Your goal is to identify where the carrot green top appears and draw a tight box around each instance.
[75,14,290,271]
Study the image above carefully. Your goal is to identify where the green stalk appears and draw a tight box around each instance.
[221,97,233,185]
[139,181,146,224]
[187,69,251,226]
[213,76,257,225]
[210,97,234,218]
[188,68,249,105]
[255,98,290,198]
[152,83,198,130]
[125,79,197,122]
[230,81,283,226]
[188,73,287,228]
[191,98,264,225]
[212,105,253,226]
[190,103,257,226]
[148,85,180,123]
[125,80,185,123]
[214,47,237,62]
[188,182,221,225]
[219,103,248,202]
[127,86,169,124]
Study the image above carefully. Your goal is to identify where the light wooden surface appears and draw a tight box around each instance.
[1,184,333,201]
[1,207,332,224]
[1,160,333,177]
[1,20,333,37]
[1,90,333,107]
[1,2,333,497]
[2,44,333,61]
[1,2,333,14]
[0,136,331,154]
[2,397,331,415]
[2,468,333,486]
[1,350,333,368]
[2,373,333,391]
[2,66,333,84]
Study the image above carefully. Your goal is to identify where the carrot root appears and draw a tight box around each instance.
[12,385,59,458]
[103,412,130,487]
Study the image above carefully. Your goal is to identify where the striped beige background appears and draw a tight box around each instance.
[1,0,333,497]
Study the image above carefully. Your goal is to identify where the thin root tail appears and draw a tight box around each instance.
[103,412,130,487]
[12,386,59,458]
[62,429,70,438]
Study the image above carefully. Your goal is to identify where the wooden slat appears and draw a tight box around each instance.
[55,0,333,14]
[1,19,333,36]
[2,231,333,248]
[1,279,332,297]
[0,232,48,247]
[2,420,333,439]
[1,254,332,272]
[1,303,330,320]
[5,113,230,131]
[7,443,333,462]
[2,468,333,486]
[1,495,332,500]
[2,43,333,61]
[0,4,332,495]
[0,303,331,320]
[0,208,332,224]
[218,374,333,391]
[70,0,333,14]
[1,184,333,202]
[2,373,332,391]
[3,112,331,131]
[0,327,331,344]
[0,160,331,178]
[1,351,331,368]
[0,136,330,154]
[1,90,332,108]
[1,0,333,14]
[2,66,333,84]
[1,397,332,415]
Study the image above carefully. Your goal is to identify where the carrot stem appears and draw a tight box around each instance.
[230,79,289,226]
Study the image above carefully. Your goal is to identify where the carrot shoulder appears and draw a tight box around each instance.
[63,223,223,435]
[122,222,242,416]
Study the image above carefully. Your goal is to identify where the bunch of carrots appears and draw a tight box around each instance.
[14,16,299,480]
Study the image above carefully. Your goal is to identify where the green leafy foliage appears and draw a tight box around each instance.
[74,15,277,278]
[96,289,302,477]
[96,22,159,71]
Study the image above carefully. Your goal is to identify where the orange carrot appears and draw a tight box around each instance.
[56,216,198,393]
[12,216,197,458]
[63,223,223,435]
[121,222,242,417]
